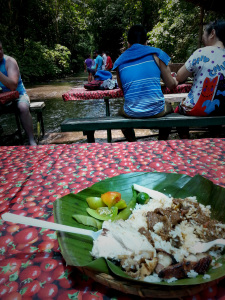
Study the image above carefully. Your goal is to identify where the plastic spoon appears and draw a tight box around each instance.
[133,184,168,201]
[1,212,102,240]
[190,238,225,253]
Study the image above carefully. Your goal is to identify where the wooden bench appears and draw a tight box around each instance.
[61,93,189,142]
[61,114,225,143]
[0,101,45,144]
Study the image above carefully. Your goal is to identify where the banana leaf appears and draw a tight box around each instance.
[53,172,225,286]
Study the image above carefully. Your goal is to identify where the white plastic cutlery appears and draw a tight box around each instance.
[1,212,102,240]
[190,238,225,253]
[133,184,168,201]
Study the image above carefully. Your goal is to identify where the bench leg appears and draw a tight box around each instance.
[104,97,112,143]
[83,130,95,143]
[36,112,45,141]
[86,131,95,143]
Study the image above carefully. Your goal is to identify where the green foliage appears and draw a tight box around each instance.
[1,0,225,80]
[84,0,164,60]
[10,40,71,82]
[148,0,199,62]
[148,0,225,62]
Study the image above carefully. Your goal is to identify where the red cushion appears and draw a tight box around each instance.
[0,91,19,105]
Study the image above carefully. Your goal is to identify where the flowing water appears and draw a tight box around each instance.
[0,75,126,145]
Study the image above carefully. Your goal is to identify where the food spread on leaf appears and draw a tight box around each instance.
[91,185,225,283]
[85,191,131,222]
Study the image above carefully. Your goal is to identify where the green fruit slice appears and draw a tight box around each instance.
[136,192,150,204]
[86,197,106,209]
[72,214,102,230]
[86,206,118,221]
[114,199,127,210]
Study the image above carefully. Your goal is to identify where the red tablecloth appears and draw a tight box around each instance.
[0,139,225,300]
[0,91,19,105]
[62,84,192,101]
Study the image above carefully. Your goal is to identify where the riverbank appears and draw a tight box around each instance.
[26,76,87,100]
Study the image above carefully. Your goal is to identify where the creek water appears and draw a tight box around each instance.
[0,76,125,145]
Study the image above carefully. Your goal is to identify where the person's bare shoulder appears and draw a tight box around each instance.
[5,55,19,73]
[5,55,19,67]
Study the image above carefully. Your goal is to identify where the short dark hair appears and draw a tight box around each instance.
[205,19,225,46]
[94,50,99,54]
[128,25,147,45]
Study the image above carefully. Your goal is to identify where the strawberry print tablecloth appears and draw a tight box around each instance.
[0,139,225,300]
[62,84,192,101]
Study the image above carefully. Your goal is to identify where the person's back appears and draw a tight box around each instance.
[117,46,165,117]
[177,20,225,117]
[113,24,177,118]
[94,51,103,71]
[113,25,177,141]
[85,57,93,69]
[105,52,113,70]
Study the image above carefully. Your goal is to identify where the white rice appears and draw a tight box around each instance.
[187,270,198,278]
[91,193,224,281]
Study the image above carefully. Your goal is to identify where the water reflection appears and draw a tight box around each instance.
[0,78,124,140]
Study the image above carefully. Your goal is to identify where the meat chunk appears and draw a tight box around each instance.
[155,249,177,274]
[146,208,181,241]
[158,255,212,279]
[138,227,154,245]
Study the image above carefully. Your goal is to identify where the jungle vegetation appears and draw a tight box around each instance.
[0,0,225,82]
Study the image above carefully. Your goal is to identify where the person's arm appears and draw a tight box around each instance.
[176,65,193,83]
[155,55,178,90]
[0,57,19,91]
[116,68,123,90]
[84,61,87,72]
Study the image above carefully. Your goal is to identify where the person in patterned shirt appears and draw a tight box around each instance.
[176,20,225,138]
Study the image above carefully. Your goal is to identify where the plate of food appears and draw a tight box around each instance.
[53,172,225,298]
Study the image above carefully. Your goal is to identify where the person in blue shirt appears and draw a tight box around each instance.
[113,25,178,141]
[0,41,36,145]
[94,50,103,72]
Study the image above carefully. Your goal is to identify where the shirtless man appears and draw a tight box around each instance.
[0,41,36,145]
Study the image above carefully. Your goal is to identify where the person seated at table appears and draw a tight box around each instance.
[176,19,225,139]
[84,54,95,82]
[112,24,178,141]
[0,41,37,145]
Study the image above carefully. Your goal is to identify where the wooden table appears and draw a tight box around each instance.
[62,85,191,142]
[0,139,225,299]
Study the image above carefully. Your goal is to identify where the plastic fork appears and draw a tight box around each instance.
[1,212,102,240]
[190,238,225,253]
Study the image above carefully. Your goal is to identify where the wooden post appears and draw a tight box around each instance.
[198,6,204,48]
